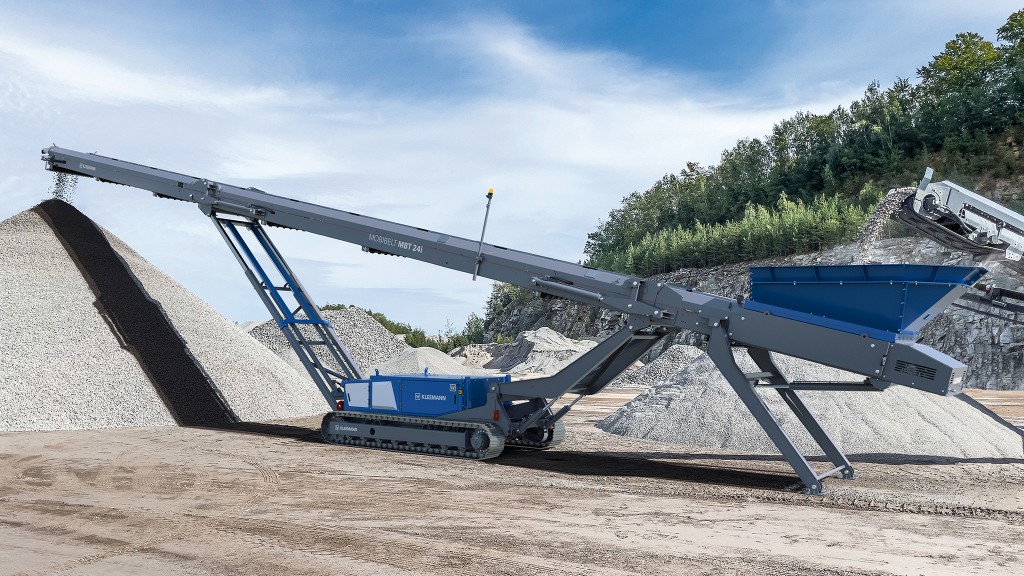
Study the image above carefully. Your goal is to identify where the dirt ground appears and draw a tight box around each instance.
[1,388,1022,576]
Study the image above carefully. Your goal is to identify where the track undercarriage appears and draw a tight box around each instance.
[321,410,566,460]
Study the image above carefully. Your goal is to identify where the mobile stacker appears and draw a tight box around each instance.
[43,146,983,494]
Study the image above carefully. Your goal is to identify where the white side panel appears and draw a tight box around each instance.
[347,382,370,408]
[372,381,399,410]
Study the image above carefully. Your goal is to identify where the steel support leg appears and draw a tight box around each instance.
[211,215,362,409]
[747,348,854,480]
[706,326,825,494]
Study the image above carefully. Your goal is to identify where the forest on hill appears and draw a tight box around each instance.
[584,9,1024,276]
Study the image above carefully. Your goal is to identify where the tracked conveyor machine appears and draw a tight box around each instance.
[42,146,982,494]
[899,168,1024,271]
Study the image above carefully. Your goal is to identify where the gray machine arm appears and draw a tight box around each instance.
[43,146,977,494]
[900,167,1024,265]
[41,146,964,396]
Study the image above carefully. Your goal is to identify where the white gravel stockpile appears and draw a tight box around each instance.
[372,347,494,376]
[104,231,326,422]
[0,210,174,431]
[452,327,595,375]
[600,351,1024,459]
[250,307,408,376]
[610,344,703,388]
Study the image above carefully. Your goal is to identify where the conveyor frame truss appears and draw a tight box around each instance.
[212,215,363,405]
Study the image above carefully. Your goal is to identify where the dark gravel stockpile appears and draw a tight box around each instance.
[35,200,237,427]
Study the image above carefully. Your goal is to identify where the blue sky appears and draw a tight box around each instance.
[1,1,1020,334]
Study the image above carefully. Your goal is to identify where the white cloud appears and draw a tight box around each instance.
[1,5,1015,332]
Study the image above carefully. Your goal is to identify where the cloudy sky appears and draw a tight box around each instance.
[1,1,1019,333]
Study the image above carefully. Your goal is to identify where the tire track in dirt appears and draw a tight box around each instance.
[201,515,605,576]
[227,456,281,513]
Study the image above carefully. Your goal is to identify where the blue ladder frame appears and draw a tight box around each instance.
[212,214,363,408]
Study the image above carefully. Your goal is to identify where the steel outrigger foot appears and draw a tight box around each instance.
[707,325,854,495]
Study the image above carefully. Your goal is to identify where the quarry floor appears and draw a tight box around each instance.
[1,388,1023,576]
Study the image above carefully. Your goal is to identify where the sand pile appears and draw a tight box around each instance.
[609,344,703,388]
[250,306,409,377]
[0,201,327,431]
[451,327,596,375]
[599,351,1024,459]
[372,347,493,376]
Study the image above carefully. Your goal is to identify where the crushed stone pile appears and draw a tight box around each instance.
[609,344,703,388]
[0,208,173,431]
[450,327,596,375]
[372,347,494,376]
[250,306,409,376]
[0,201,325,432]
[599,351,1024,459]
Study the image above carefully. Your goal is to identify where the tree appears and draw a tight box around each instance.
[916,32,1000,148]
[997,9,1024,123]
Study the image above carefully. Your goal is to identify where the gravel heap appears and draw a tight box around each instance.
[450,327,596,375]
[609,344,703,389]
[0,208,174,431]
[103,219,326,423]
[1,202,326,431]
[372,347,494,376]
[599,351,1024,459]
[249,307,409,377]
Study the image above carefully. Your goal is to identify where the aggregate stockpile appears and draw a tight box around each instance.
[250,307,410,377]
[0,201,326,432]
[600,351,1024,459]
[450,327,597,375]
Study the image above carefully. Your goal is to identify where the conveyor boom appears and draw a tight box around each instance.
[42,146,978,494]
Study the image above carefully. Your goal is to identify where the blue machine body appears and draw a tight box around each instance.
[746,264,986,342]
[342,371,509,417]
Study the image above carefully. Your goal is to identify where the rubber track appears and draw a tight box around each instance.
[321,412,505,459]
[35,200,238,427]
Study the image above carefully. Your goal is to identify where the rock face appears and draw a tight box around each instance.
[487,236,1024,390]
[451,327,596,375]
[599,351,1024,459]
[483,298,612,343]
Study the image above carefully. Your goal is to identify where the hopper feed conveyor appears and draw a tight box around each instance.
[42,146,981,494]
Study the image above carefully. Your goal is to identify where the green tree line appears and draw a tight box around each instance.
[585,10,1024,274]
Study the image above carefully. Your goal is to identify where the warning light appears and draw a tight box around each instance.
[492,409,500,421]
[335,399,345,411]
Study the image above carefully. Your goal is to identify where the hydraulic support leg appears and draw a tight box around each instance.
[211,215,363,407]
[747,348,854,480]
[707,325,851,494]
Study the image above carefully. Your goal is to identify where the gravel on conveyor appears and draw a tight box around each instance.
[599,350,1024,459]
[609,344,703,388]
[0,207,174,431]
[249,307,409,377]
